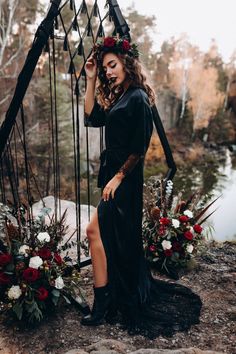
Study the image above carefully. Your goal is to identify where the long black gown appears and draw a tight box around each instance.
[85,85,202,338]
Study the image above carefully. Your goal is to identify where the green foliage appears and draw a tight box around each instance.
[144,162,167,180]
[51,289,60,306]
[12,302,23,320]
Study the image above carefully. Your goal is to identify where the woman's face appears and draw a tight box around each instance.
[102,53,127,87]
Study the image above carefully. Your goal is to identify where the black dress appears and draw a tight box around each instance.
[85,86,202,338]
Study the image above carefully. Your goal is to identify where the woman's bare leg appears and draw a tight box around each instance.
[86,208,108,287]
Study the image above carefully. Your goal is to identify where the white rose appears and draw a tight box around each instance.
[29,256,43,269]
[186,244,194,253]
[184,210,193,218]
[54,276,64,289]
[37,232,50,243]
[161,240,172,250]
[8,285,22,300]
[18,245,30,257]
[172,219,180,228]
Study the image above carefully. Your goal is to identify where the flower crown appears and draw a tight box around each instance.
[93,36,140,59]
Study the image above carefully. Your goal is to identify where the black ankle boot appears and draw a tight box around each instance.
[80,284,110,326]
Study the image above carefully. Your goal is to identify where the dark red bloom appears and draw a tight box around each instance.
[158,225,166,236]
[159,217,171,226]
[122,39,131,51]
[104,37,116,47]
[36,287,49,301]
[23,268,39,282]
[179,215,189,223]
[53,253,63,265]
[38,248,52,260]
[184,231,194,240]
[0,272,11,285]
[193,224,203,234]
[164,249,173,257]
[149,245,156,252]
[15,262,26,271]
[172,241,182,252]
[0,253,12,266]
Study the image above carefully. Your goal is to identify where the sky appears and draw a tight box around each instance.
[96,0,236,63]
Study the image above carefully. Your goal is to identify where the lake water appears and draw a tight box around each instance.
[207,149,236,241]
[162,147,236,242]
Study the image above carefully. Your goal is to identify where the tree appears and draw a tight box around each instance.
[124,4,157,69]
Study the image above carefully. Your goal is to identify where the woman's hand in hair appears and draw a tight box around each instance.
[102,173,124,201]
[85,53,97,80]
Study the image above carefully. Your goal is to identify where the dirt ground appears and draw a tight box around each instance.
[0,241,235,354]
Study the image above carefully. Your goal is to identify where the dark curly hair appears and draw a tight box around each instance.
[95,50,156,110]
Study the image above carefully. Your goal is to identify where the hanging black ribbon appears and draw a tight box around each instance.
[151,105,177,180]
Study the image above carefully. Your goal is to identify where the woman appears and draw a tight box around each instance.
[81,36,202,338]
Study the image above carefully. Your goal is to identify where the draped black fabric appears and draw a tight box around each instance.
[85,86,202,338]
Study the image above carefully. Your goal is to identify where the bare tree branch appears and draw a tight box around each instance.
[0,37,25,74]
[0,93,11,107]
[0,0,19,67]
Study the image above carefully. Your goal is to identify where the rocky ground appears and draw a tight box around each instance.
[0,242,235,354]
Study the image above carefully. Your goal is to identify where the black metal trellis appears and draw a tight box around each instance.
[0,0,176,269]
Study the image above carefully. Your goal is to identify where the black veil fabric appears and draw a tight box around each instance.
[85,86,202,338]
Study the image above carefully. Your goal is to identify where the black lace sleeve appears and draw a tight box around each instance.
[84,101,106,127]
[117,153,143,177]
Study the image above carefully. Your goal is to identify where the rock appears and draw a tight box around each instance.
[86,339,132,353]
[32,196,96,261]
[70,340,224,354]
[90,351,120,354]
[130,349,223,354]
[64,350,88,354]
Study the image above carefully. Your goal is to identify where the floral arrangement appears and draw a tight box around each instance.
[94,36,140,59]
[0,203,85,323]
[142,178,217,279]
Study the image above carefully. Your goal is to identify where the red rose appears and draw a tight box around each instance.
[179,215,189,223]
[0,253,12,266]
[193,224,203,234]
[53,253,63,265]
[184,231,194,240]
[36,287,49,301]
[149,245,156,252]
[164,249,173,257]
[122,39,131,51]
[23,268,39,282]
[38,248,52,260]
[0,272,11,285]
[172,241,182,252]
[104,37,116,47]
[159,217,171,226]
